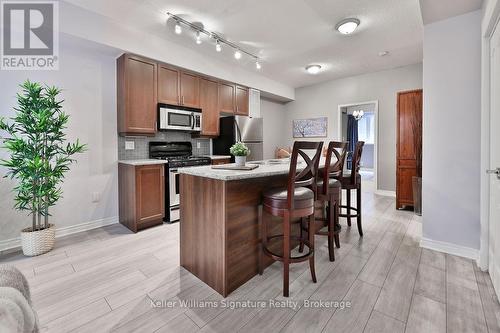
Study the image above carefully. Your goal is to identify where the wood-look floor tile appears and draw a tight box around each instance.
[447,280,488,332]
[406,294,446,333]
[373,258,418,322]
[2,189,497,333]
[363,310,405,333]
[414,263,446,303]
[155,313,200,333]
[420,248,445,271]
[322,279,380,333]
[40,298,111,333]
[474,265,500,333]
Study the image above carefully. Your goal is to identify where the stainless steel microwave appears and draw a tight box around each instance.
[158,106,202,132]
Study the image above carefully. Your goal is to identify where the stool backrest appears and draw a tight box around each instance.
[287,141,323,209]
[349,141,365,185]
[321,141,348,195]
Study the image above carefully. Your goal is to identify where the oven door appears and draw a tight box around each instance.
[159,108,196,131]
[168,167,181,222]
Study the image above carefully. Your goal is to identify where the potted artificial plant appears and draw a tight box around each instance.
[0,81,86,256]
[230,142,250,166]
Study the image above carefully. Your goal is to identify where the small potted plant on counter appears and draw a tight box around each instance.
[0,80,86,256]
[230,142,250,167]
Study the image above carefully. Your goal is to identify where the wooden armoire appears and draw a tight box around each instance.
[396,89,423,209]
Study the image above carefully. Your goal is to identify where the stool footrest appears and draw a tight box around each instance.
[262,234,314,263]
[339,205,360,218]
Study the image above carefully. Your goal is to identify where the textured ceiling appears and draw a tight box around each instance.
[419,0,483,25]
[65,0,425,88]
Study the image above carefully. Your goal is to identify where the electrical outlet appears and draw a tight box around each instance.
[125,141,135,150]
[197,141,201,149]
[91,192,101,203]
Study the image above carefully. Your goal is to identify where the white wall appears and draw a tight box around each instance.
[284,64,423,191]
[0,36,119,247]
[261,98,288,159]
[422,11,482,252]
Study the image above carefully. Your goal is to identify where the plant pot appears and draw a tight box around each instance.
[21,224,55,256]
[412,176,422,216]
[235,156,247,167]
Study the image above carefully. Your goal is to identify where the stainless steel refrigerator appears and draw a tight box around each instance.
[213,116,263,162]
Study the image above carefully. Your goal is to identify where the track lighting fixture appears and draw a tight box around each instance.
[175,20,182,34]
[167,12,262,69]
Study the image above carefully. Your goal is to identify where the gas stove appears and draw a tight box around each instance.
[149,142,211,168]
[149,141,211,223]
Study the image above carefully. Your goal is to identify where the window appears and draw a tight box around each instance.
[358,113,375,144]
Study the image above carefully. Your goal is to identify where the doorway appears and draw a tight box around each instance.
[338,101,378,193]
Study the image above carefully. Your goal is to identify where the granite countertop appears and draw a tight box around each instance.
[178,158,326,181]
[204,155,232,160]
[118,159,169,166]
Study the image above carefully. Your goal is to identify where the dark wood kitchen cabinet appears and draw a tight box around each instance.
[235,86,249,116]
[158,64,180,105]
[180,71,200,108]
[396,89,422,209]
[117,54,157,136]
[118,163,165,232]
[158,64,200,108]
[199,78,220,136]
[218,81,236,114]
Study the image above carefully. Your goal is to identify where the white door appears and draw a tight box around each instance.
[488,23,500,296]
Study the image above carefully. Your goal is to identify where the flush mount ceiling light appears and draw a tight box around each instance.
[336,18,360,35]
[306,64,322,74]
[167,12,262,70]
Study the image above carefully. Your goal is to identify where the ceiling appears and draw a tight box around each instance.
[64,0,425,88]
[419,0,483,25]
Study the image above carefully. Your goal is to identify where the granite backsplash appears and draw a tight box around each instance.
[118,131,211,160]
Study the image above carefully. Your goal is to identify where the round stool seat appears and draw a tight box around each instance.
[263,186,314,210]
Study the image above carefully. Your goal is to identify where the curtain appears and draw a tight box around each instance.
[346,115,358,170]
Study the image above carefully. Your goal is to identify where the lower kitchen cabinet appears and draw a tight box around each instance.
[119,163,165,232]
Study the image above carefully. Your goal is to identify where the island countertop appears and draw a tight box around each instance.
[178,158,317,181]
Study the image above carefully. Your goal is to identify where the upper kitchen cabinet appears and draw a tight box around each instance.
[157,65,200,108]
[179,71,200,108]
[218,81,236,114]
[158,64,180,105]
[235,86,249,116]
[117,54,158,136]
[199,78,219,137]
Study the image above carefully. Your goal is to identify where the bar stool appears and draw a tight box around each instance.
[299,141,348,261]
[338,141,365,236]
[258,141,323,297]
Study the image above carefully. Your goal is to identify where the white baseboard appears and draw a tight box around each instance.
[374,190,396,197]
[420,237,479,261]
[0,216,119,253]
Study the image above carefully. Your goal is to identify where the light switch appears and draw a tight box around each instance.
[125,141,135,150]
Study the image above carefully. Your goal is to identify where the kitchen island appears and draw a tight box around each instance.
[178,159,306,297]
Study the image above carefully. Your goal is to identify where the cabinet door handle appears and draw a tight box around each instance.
[182,96,185,105]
